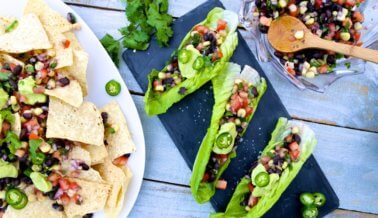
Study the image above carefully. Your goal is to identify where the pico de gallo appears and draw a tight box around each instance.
[240,126,302,211]
[152,19,229,93]
[253,0,365,77]
[202,78,261,189]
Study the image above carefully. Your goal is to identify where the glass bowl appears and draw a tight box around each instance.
[239,0,378,92]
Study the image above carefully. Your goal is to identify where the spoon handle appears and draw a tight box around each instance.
[312,37,378,64]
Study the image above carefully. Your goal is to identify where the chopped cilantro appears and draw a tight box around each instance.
[100,0,173,66]
[5,20,18,33]
[2,132,22,154]
[344,62,351,69]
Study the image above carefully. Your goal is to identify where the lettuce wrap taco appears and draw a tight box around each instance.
[211,117,317,218]
[190,64,267,203]
[144,7,239,115]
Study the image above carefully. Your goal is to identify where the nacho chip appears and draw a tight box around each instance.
[44,80,83,107]
[68,146,92,166]
[64,31,82,50]
[64,178,110,218]
[24,0,74,33]
[94,159,132,218]
[4,199,65,218]
[0,53,24,67]
[46,97,104,146]
[0,14,51,53]
[76,168,104,183]
[61,50,89,96]
[80,143,108,165]
[46,29,73,69]
[101,101,136,161]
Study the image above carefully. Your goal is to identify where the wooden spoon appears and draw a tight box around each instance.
[267,16,378,64]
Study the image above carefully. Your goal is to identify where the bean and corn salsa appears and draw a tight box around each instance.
[254,0,365,78]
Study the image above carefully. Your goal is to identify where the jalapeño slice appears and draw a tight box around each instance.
[193,56,205,70]
[255,172,270,187]
[178,49,191,64]
[5,188,24,206]
[215,132,233,149]
[105,79,121,96]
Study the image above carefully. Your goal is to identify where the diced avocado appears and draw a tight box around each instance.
[252,173,280,197]
[18,76,46,105]
[251,163,267,186]
[212,122,237,154]
[0,159,18,179]
[0,88,8,109]
[30,172,52,193]
[178,45,202,78]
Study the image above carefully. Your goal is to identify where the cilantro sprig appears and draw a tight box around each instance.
[100,0,173,66]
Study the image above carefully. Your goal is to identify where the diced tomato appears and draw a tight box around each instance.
[337,0,345,5]
[63,39,71,49]
[290,150,300,160]
[217,50,223,59]
[245,106,253,117]
[153,80,160,88]
[112,155,129,167]
[214,154,228,159]
[202,173,210,182]
[248,183,254,192]
[48,173,61,186]
[230,98,243,113]
[315,0,323,9]
[33,86,45,94]
[345,0,356,7]
[28,133,39,140]
[60,193,71,205]
[193,25,208,35]
[286,67,296,76]
[69,181,79,190]
[217,19,227,31]
[40,69,48,79]
[59,179,70,191]
[353,11,364,22]
[9,63,17,72]
[248,195,259,207]
[1,122,11,133]
[289,141,299,151]
[318,65,328,74]
[71,194,82,204]
[259,16,272,27]
[215,180,227,190]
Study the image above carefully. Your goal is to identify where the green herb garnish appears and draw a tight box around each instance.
[5,20,18,33]
[100,0,173,66]
[344,62,351,69]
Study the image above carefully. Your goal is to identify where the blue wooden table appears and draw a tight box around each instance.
[64,0,378,217]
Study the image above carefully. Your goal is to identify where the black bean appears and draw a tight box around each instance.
[258,24,268,34]
[29,57,37,64]
[3,63,10,71]
[80,162,90,171]
[20,128,28,141]
[83,214,94,218]
[67,12,77,24]
[162,78,174,85]
[12,65,22,75]
[293,134,301,144]
[58,77,70,87]
[52,203,64,211]
[255,0,262,8]
[37,54,47,62]
[9,78,18,90]
[294,53,304,61]
[11,178,20,186]
[236,126,244,133]
[101,112,108,124]
[312,52,323,59]
[44,158,54,167]
[274,51,284,58]
[203,32,213,42]
[240,194,250,206]
[20,176,33,185]
[251,87,259,97]
[327,55,336,64]
[307,1,315,11]
[22,112,33,120]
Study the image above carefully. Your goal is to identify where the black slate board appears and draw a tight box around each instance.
[123,0,339,216]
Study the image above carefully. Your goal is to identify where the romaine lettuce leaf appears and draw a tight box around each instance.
[190,64,267,203]
[144,7,239,116]
[212,118,317,217]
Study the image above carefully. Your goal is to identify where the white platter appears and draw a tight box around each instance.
[0,1,146,217]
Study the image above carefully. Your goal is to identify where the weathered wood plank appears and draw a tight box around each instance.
[69,5,377,131]
[130,95,378,214]
[130,180,376,217]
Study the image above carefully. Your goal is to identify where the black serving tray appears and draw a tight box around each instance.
[123,0,339,216]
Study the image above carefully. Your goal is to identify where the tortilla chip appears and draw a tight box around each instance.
[64,31,82,50]
[64,178,110,218]
[80,143,108,165]
[46,29,73,69]
[24,0,74,33]
[0,14,51,53]
[76,168,104,183]
[94,159,131,218]
[101,101,136,161]
[4,199,65,218]
[44,80,83,107]
[46,97,104,146]
[61,50,89,96]
[12,113,21,137]
[68,146,92,166]
[0,53,24,67]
